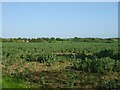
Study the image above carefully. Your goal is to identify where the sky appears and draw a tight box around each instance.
[1,0,119,2]
[2,2,118,38]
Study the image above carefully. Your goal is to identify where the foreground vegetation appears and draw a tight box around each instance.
[2,38,120,88]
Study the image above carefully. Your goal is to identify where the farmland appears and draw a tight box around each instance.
[1,40,120,88]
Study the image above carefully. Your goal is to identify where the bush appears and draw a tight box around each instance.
[98,78,120,88]
[113,60,120,72]
[73,57,116,73]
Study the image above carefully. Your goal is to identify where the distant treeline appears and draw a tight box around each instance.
[1,37,118,43]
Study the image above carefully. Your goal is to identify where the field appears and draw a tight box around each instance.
[1,41,120,88]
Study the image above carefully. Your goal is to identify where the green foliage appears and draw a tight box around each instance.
[99,78,120,89]
[66,74,75,88]
[2,41,119,88]
[73,57,118,73]
[2,76,32,88]
[2,37,118,43]
[113,60,120,72]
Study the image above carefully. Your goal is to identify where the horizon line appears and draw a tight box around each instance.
[1,37,119,39]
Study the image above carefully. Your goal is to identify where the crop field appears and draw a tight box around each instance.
[1,41,120,88]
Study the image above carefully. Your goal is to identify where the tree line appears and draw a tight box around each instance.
[1,37,118,43]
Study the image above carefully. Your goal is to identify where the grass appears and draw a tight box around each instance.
[2,41,119,88]
[0,77,2,89]
[2,76,32,88]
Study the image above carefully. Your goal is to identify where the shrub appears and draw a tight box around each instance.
[98,78,120,88]
[113,60,120,72]
[73,57,116,73]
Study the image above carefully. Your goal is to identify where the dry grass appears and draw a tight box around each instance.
[2,60,120,88]
[3,60,72,75]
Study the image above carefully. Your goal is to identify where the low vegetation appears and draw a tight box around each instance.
[1,38,120,88]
